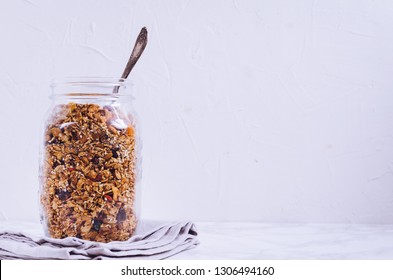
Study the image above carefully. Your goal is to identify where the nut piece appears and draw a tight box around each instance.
[51,127,61,137]
[40,103,137,242]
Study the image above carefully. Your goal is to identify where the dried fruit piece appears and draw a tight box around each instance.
[92,155,100,165]
[92,218,103,232]
[93,173,102,182]
[55,189,71,201]
[126,127,134,137]
[116,207,127,223]
[111,147,120,159]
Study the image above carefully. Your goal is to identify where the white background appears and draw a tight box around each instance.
[0,0,392,224]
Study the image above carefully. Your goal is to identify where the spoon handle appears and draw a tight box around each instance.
[114,27,148,93]
[121,27,148,79]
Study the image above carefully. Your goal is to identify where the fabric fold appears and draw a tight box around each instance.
[0,221,199,260]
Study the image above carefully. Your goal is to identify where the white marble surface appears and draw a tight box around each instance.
[1,221,393,260]
[177,222,393,260]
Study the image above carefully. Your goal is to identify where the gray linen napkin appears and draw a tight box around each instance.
[0,220,199,260]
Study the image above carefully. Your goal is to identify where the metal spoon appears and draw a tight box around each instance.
[113,27,148,93]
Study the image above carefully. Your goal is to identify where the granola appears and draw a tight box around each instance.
[40,102,137,242]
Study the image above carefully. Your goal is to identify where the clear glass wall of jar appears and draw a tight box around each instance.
[39,77,141,242]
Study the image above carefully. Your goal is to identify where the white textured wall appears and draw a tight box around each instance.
[0,0,393,223]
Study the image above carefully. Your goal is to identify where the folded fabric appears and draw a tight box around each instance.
[0,220,199,260]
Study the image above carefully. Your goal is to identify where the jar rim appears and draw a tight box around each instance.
[50,77,133,98]
[51,76,133,88]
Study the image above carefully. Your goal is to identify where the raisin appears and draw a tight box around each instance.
[91,173,102,182]
[69,158,76,166]
[55,189,71,201]
[92,218,103,232]
[116,207,127,223]
[100,134,109,143]
[112,146,120,158]
[92,212,106,232]
[48,138,61,144]
[97,211,106,220]
[92,155,100,165]
[71,131,79,141]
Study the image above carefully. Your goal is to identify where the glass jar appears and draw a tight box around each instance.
[39,77,141,242]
